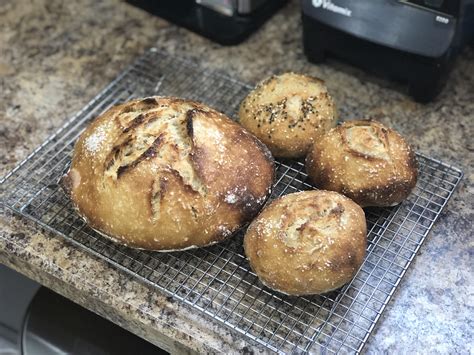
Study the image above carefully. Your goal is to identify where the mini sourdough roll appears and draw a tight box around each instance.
[239,73,337,159]
[244,190,367,296]
[61,97,274,251]
[306,120,418,207]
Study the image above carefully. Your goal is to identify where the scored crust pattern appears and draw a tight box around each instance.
[101,98,208,221]
[342,123,391,161]
[239,73,337,158]
[306,120,418,207]
[280,200,347,255]
[67,96,275,250]
[244,191,367,295]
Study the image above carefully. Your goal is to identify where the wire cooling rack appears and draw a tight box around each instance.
[0,48,463,354]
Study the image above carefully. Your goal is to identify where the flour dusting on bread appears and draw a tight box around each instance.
[84,124,107,154]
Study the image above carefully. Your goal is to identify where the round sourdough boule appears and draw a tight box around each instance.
[306,120,418,207]
[238,72,338,159]
[244,190,367,296]
[60,96,274,251]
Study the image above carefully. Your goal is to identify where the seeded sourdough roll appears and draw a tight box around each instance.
[306,120,418,207]
[60,97,274,251]
[244,190,367,296]
[238,72,338,159]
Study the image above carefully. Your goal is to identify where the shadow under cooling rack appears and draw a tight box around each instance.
[0,48,463,354]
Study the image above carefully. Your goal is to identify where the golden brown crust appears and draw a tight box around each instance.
[244,190,367,295]
[61,97,274,251]
[238,73,338,159]
[306,120,418,207]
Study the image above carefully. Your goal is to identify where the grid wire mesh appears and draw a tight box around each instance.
[0,48,463,354]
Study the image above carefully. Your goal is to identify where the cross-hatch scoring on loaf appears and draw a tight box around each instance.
[103,104,207,221]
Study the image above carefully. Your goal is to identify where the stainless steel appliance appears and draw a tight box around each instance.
[0,266,162,355]
[127,0,288,45]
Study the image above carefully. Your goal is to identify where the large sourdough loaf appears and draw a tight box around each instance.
[61,97,275,251]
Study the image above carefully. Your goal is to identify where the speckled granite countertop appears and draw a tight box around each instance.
[1,0,473,353]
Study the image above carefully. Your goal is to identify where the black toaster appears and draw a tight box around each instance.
[301,0,474,102]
